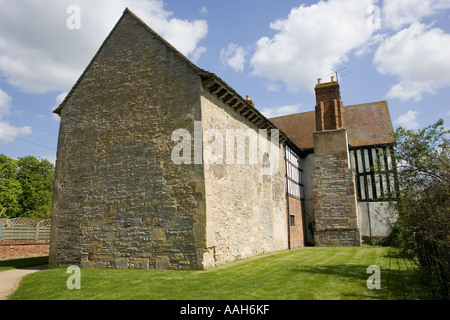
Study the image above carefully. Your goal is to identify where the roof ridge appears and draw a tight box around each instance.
[268,100,389,121]
[268,109,315,120]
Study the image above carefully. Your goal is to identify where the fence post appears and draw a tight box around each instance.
[35,221,40,240]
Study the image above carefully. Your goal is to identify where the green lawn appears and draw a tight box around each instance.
[9,246,429,300]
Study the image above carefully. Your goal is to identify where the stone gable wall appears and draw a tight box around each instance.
[50,12,207,270]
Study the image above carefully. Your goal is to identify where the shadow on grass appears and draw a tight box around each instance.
[0,256,49,270]
[289,262,427,300]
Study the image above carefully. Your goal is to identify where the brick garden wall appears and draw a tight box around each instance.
[0,240,49,261]
[288,196,304,248]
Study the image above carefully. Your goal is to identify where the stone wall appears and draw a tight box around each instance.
[312,129,361,246]
[200,92,288,268]
[50,11,207,270]
[302,153,316,245]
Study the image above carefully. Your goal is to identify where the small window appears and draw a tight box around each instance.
[290,215,295,227]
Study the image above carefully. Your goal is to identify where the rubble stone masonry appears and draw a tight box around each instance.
[312,129,361,246]
[49,10,290,270]
[200,91,288,268]
[50,11,207,270]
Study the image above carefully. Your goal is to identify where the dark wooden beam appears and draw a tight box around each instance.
[222,94,234,103]
[211,85,223,94]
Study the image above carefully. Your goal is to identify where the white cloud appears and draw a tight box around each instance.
[382,0,450,30]
[0,89,32,143]
[50,92,69,121]
[355,33,386,57]
[0,122,33,143]
[220,43,248,73]
[190,46,207,64]
[0,88,12,117]
[250,0,376,92]
[374,22,450,101]
[260,104,303,119]
[395,110,419,129]
[0,0,208,93]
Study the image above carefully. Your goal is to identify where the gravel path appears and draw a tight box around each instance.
[0,265,48,300]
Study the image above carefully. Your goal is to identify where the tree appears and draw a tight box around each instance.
[387,119,449,299]
[0,154,55,219]
[16,156,55,219]
[0,155,22,218]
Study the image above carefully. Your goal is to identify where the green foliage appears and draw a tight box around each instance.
[0,178,23,218]
[386,119,449,299]
[0,155,23,217]
[16,156,55,219]
[0,154,54,219]
[0,154,18,180]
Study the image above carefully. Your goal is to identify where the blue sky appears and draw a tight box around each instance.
[0,0,449,163]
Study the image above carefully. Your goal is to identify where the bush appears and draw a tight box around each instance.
[386,119,449,299]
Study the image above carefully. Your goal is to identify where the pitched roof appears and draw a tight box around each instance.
[270,101,395,152]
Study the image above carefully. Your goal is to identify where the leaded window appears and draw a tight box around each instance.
[350,145,398,201]
[285,145,304,200]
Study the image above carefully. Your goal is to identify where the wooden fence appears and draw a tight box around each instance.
[0,218,51,241]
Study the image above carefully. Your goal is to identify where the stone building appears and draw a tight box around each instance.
[49,9,396,270]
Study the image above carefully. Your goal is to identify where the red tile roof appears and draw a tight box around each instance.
[270,101,395,151]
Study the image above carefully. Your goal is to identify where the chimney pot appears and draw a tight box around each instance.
[246,95,255,107]
[318,78,322,84]
[331,76,336,82]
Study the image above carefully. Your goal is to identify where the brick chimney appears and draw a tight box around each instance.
[314,76,345,131]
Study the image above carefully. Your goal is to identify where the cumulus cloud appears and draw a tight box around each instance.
[0,0,208,93]
[220,43,248,73]
[395,110,419,129]
[250,0,376,92]
[0,89,32,143]
[382,0,450,30]
[190,46,207,64]
[374,22,450,101]
[0,88,12,117]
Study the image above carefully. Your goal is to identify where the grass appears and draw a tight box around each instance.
[9,246,430,300]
